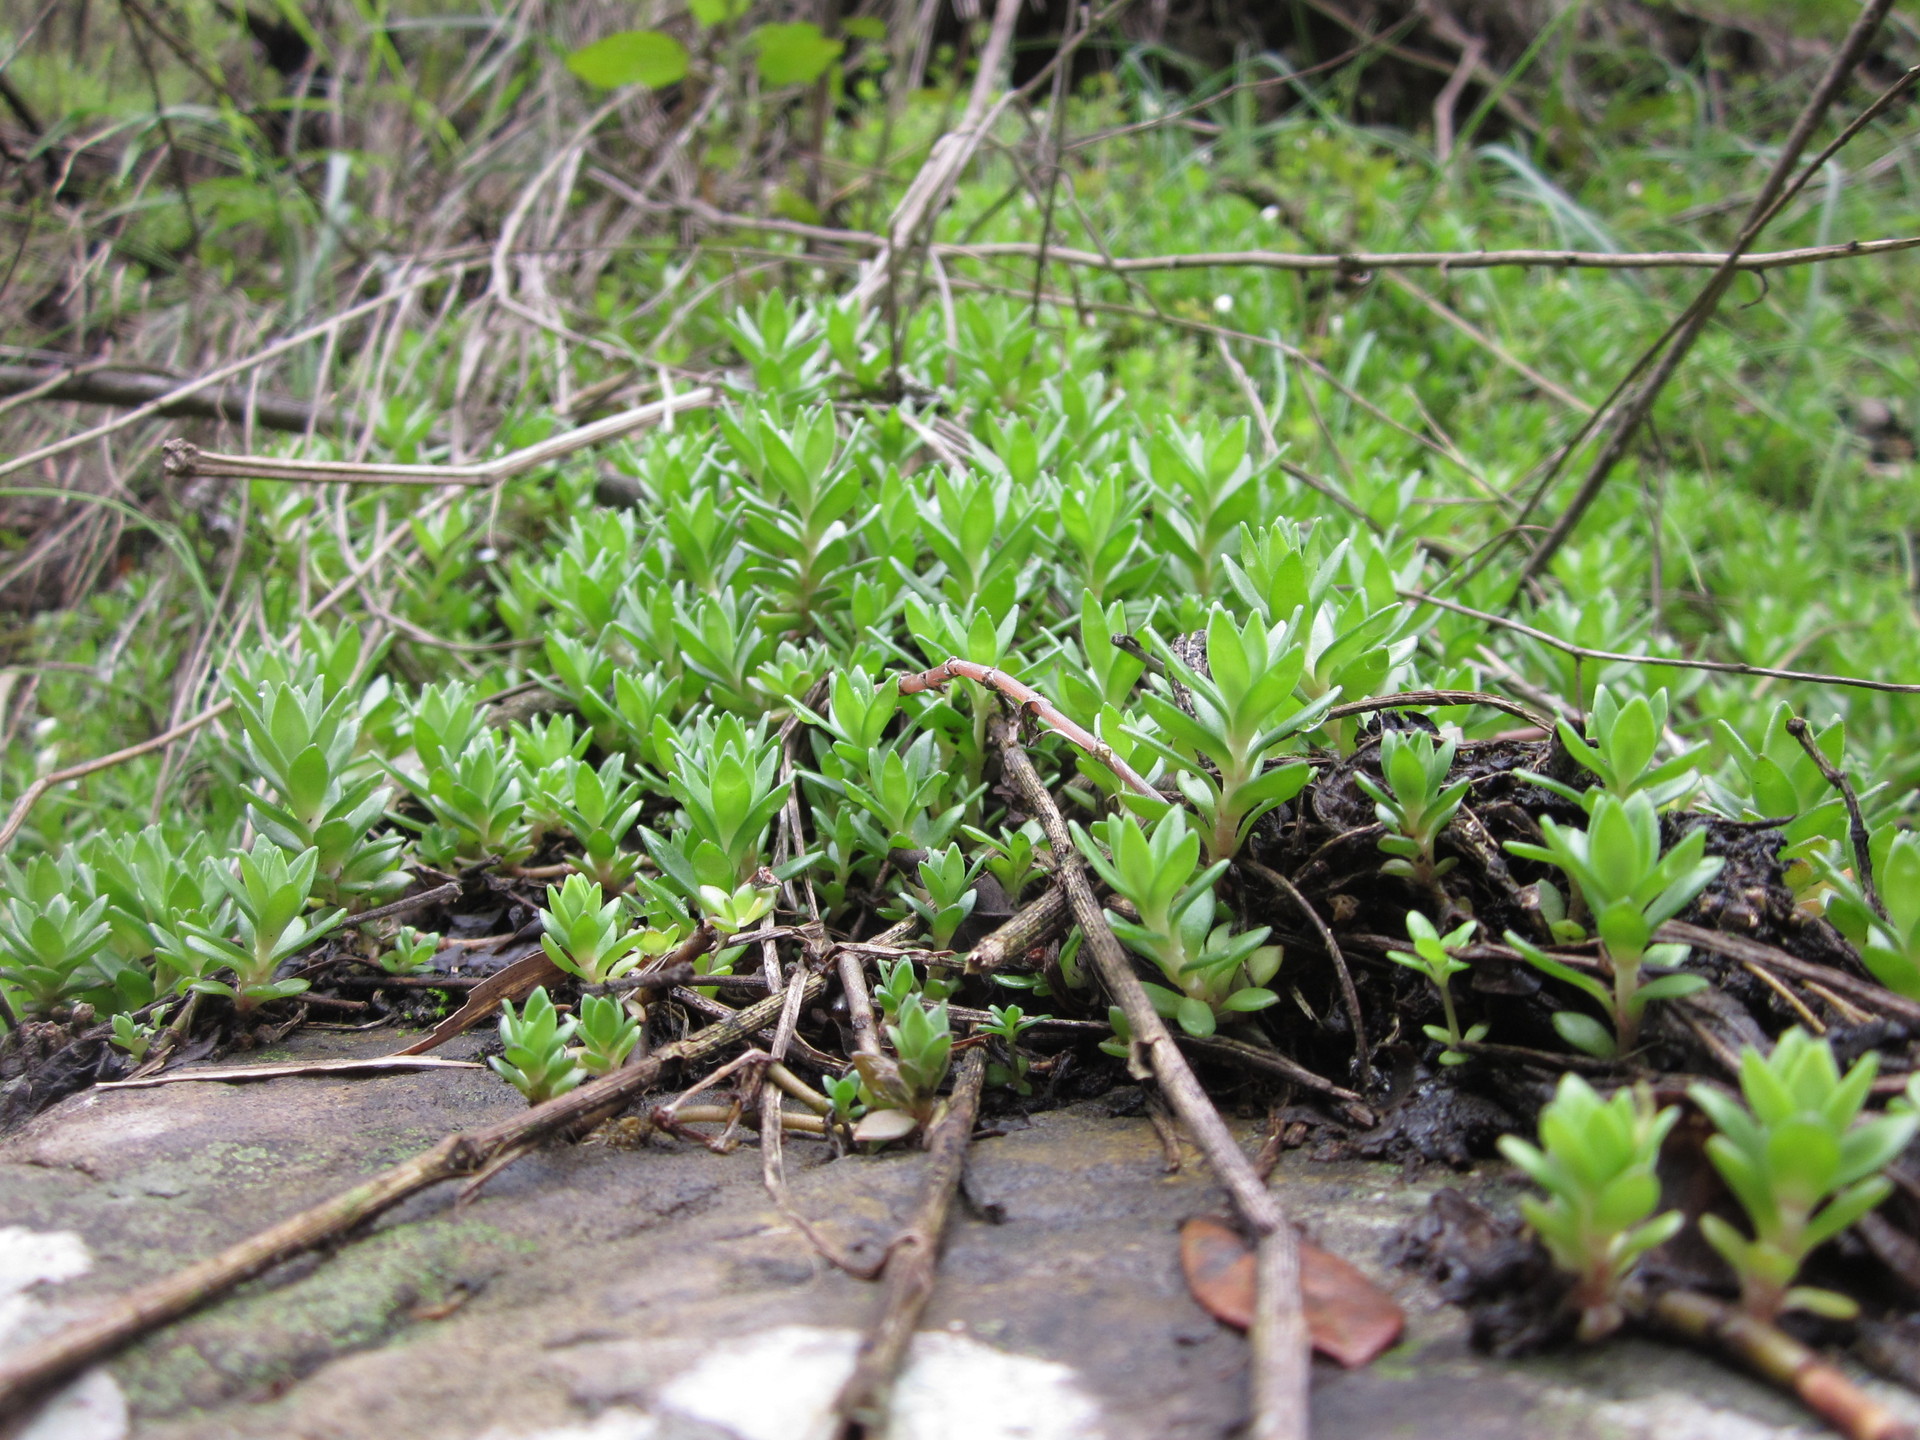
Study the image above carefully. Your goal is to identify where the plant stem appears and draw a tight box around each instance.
[1648,1289,1913,1440]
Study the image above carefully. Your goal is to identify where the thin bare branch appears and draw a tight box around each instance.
[1401,589,1920,696]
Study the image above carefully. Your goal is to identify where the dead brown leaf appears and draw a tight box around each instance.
[1179,1215,1405,1368]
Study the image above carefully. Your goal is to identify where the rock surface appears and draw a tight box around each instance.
[2,1030,1915,1440]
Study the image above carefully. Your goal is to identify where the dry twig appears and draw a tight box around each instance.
[992,715,1309,1440]
[832,1047,989,1436]
[898,658,1158,798]
[1401,589,1920,696]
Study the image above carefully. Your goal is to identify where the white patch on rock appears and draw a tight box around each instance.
[0,1228,129,1440]
[1572,1388,1813,1440]
[654,1324,1103,1440]
[482,1410,659,1440]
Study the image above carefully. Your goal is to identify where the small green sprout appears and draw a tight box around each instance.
[1524,687,1702,812]
[489,986,586,1104]
[229,677,410,909]
[1130,608,1327,862]
[560,753,645,891]
[873,956,918,1021]
[980,1003,1045,1094]
[696,881,777,936]
[1072,808,1281,1038]
[377,926,439,976]
[824,1071,866,1126]
[888,993,953,1107]
[0,852,114,1016]
[1822,830,1920,1000]
[964,821,1050,907]
[854,992,953,1138]
[901,843,983,950]
[1504,792,1723,1057]
[397,729,533,867]
[1356,729,1470,889]
[1498,1075,1683,1342]
[540,874,653,984]
[1099,1004,1133,1060]
[1386,912,1485,1065]
[646,713,795,893]
[870,955,962,1016]
[994,928,1087,1001]
[109,1005,170,1063]
[829,733,968,854]
[179,839,343,1012]
[1710,704,1851,895]
[574,992,641,1076]
[1689,1029,1918,1321]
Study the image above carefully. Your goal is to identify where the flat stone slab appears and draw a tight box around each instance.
[3,1033,1915,1440]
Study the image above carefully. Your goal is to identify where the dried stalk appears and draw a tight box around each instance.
[1178,1032,1369,1112]
[992,715,1308,1440]
[964,883,1071,973]
[641,194,1920,277]
[0,977,824,1419]
[0,364,337,433]
[1785,716,1883,921]
[897,658,1157,798]
[1323,687,1553,733]
[1658,921,1920,1030]
[1401,589,1920,697]
[833,1047,989,1436]
[161,388,714,487]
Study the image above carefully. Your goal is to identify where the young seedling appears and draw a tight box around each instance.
[1498,1075,1683,1341]
[827,732,968,854]
[1822,830,1920,1000]
[1688,1029,1917,1321]
[559,753,645,891]
[108,1005,170,1063]
[964,820,1050,908]
[1387,912,1485,1065]
[574,992,641,1076]
[178,839,344,1012]
[229,677,410,909]
[824,1071,866,1128]
[0,853,114,1016]
[1072,808,1281,1038]
[489,986,585,1104]
[853,992,954,1140]
[540,873,654,985]
[980,1003,1045,1094]
[377,926,439,976]
[1505,792,1723,1058]
[395,728,533,867]
[1099,1004,1134,1061]
[872,956,920,1022]
[900,843,984,951]
[1131,608,1331,861]
[1709,704,1852,896]
[1356,729,1471,889]
[696,881,776,937]
[646,713,796,895]
[1523,686,1702,812]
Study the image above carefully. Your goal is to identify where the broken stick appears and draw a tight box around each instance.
[833,1046,989,1436]
[991,714,1309,1440]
